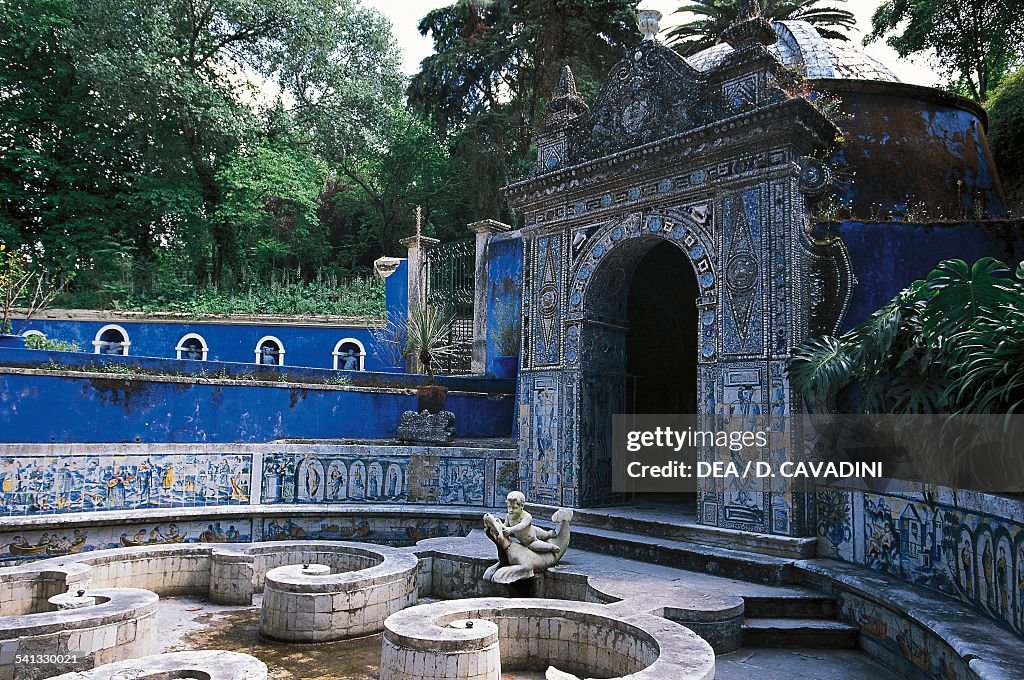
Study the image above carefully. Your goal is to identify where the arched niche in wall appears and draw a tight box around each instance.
[176,333,209,361]
[254,335,285,366]
[332,338,366,371]
[93,324,130,356]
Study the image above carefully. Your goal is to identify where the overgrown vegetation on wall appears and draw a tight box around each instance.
[788,258,1024,414]
[986,68,1024,211]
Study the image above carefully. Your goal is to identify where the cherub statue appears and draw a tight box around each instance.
[501,491,558,552]
[482,491,573,583]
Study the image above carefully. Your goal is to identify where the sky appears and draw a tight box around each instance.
[361,0,938,87]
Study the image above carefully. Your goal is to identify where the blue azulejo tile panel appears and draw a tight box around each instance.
[262,453,412,504]
[261,452,491,506]
[819,488,1024,637]
[0,518,253,563]
[0,453,252,516]
[259,516,476,545]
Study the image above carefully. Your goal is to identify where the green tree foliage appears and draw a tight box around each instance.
[319,106,472,269]
[215,138,330,280]
[866,0,1024,101]
[986,68,1024,209]
[788,258,1024,415]
[1,0,405,306]
[408,0,640,222]
[667,0,856,56]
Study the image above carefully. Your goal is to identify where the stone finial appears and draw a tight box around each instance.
[721,0,776,48]
[555,65,577,98]
[373,256,402,280]
[637,9,662,41]
[541,65,589,125]
[737,0,762,22]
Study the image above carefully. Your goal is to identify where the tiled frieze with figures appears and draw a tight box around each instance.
[819,486,1024,636]
[0,453,252,515]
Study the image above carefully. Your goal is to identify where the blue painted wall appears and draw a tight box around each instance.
[0,350,514,443]
[21,318,387,371]
[830,220,1024,332]
[827,86,1005,218]
[385,260,409,322]
[484,231,524,377]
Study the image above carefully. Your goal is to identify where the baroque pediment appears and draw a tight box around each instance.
[565,41,713,165]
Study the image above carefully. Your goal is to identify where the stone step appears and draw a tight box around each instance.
[743,594,837,619]
[526,503,817,560]
[557,524,797,585]
[741,618,859,649]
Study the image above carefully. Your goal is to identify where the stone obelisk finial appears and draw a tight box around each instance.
[721,0,776,48]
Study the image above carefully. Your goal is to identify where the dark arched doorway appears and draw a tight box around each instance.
[625,241,699,415]
[577,229,705,509]
[624,241,699,512]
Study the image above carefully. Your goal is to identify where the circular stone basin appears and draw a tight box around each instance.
[44,651,267,680]
[380,597,715,680]
[259,543,418,642]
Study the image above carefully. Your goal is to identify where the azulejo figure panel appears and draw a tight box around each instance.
[0,519,252,563]
[820,488,1024,637]
[0,453,252,516]
[262,452,488,506]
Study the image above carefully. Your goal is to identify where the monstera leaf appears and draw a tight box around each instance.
[787,335,854,403]
[921,258,1018,341]
[789,258,1024,416]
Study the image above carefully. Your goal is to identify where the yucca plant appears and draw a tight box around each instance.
[404,304,457,379]
[788,258,1024,415]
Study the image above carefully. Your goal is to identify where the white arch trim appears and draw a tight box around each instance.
[21,330,44,338]
[92,324,131,356]
[332,337,366,370]
[254,335,286,366]
[175,333,209,361]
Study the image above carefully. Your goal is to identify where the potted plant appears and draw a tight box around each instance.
[493,310,521,380]
[1,243,65,349]
[404,304,456,412]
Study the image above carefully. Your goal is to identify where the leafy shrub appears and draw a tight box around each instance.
[24,335,80,352]
[788,258,1024,414]
[987,68,1024,210]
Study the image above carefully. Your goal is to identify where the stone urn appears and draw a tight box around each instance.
[637,9,662,41]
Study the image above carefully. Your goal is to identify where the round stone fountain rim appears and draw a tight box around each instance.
[0,587,158,639]
[44,650,268,680]
[262,543,417,593]
[383,597,658,650]
[382,597,715,679]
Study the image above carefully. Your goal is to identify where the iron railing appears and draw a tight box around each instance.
[425,238,475,374]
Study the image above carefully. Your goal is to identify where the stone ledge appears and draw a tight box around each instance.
[1,503,492,532]
[796,559,1024,679]
[527,503,817,559]
[0,588,157,639]
[565,524,796,585]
